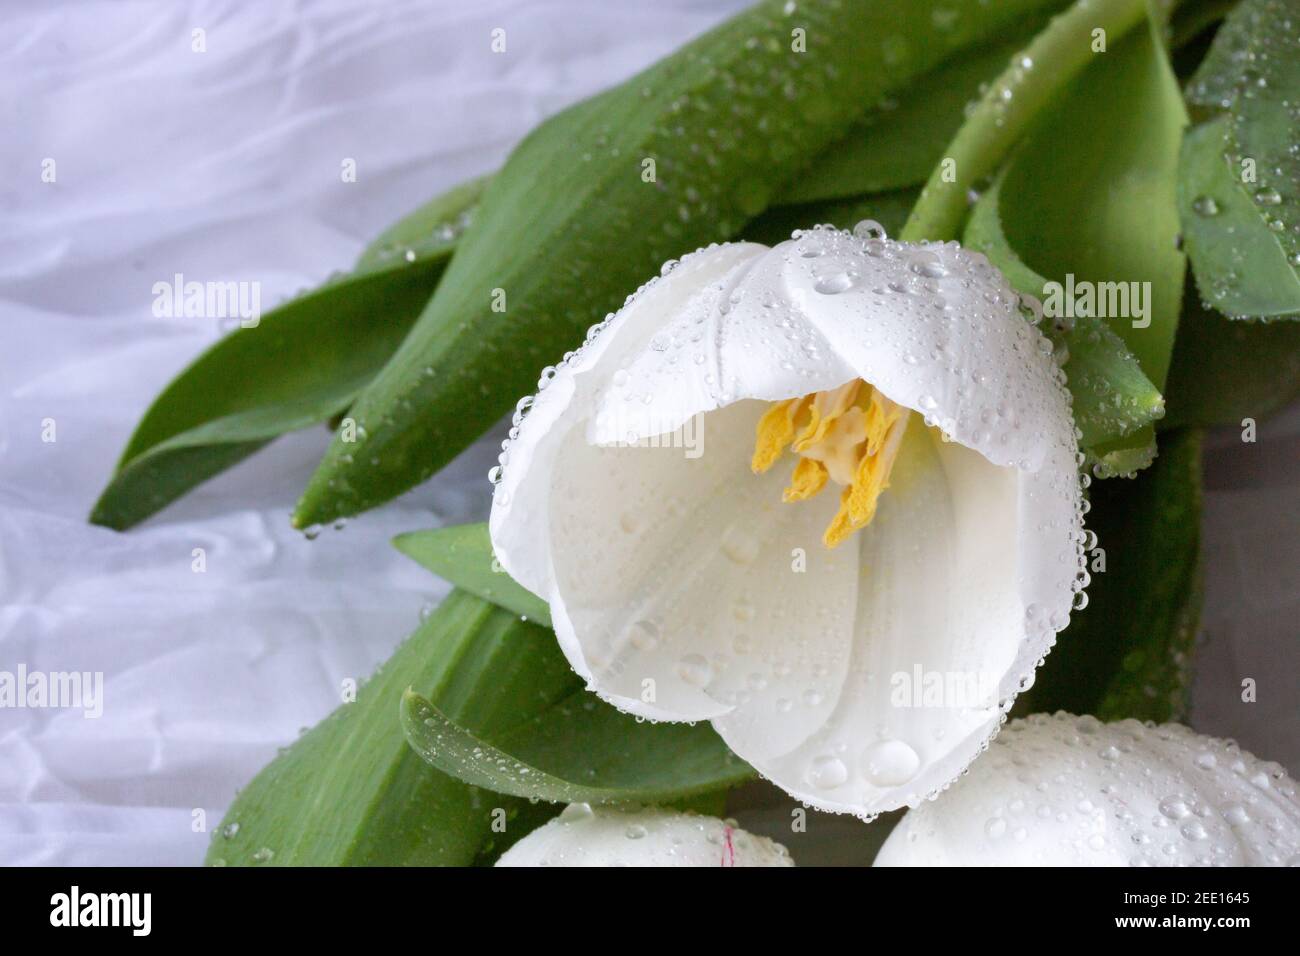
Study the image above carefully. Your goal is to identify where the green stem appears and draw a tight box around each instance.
[900,0,1153,242]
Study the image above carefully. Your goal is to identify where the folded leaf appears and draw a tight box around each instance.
[1084,426,1159,480]
[91,178,483,530]
[1017,428,1203,723]
[292,0,1069,528]
[1202,0,1300,272]
[780,27,1045,203]
[1164,282,1300,427]
[1182,0,1300,319]
[402,687,753,805]
[394,523,551,627]
[355,174,488,271]
[901,0,1154,242]
[964,174,1165,459]
[206,590,575,866]
[993,20,1188,390]
[1177,117,1300,320]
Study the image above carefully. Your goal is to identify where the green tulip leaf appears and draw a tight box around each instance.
[206,591,576,866]
[91,178,484,530]
[1182,0,1300,320]
[393,523,551,627]
[1205,0,1300,275]
[993,20,1188,391]
[291,0,1070,528]
[781,27,1044,203]
[1183,1,1253,110]
[958,17,1188,478]
[1177,117,1300,321]
[355,174,488,271]
[964,174,1165,460]
[402,687,753,806]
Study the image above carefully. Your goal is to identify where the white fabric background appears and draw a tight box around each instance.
[0,0,1294,866]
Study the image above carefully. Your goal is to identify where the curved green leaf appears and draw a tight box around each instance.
[1182,0,1300,319]
[995,20,1188,389]
[781,28,1045,203]
[292,0,1069,528]
[1177,117,1300,320]
[402,688,753,806]
[901,0,1153,242]
[964,174,1164,456]
[394,523,551,627]
[91,178,483,530]
[1183,1,1252,106]
[958,19,1187,477]
[1210,0,1300,272]
[355,174,489,271]
[206,591,575,866]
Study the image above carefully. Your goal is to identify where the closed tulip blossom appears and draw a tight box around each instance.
[496,804,793,867]
[489,224,1088,818]
[875,713,1300,866]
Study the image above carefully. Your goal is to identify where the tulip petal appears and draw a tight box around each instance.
[491,242,766,607]
[875,713,1300,867]
[544,399,859,734]
[496,803,794,868]
[713,422,1024,813]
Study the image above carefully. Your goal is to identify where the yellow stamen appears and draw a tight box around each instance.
[791,381,861,453]
[751,380,909,548]
[751,396,810,473]
[783,457,828,502]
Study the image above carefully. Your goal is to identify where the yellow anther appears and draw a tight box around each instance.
[752,396,809,474]
[751,380,909,548]
[783,457,828,502]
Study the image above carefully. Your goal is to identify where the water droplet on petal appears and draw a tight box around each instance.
[861,739,920,786]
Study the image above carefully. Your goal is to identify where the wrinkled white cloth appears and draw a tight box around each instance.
[0,0,1294,866]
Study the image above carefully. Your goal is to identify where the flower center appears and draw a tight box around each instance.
[751,380,909,548]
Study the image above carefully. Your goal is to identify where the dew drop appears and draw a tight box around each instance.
[808,754,850,789]
[861,739,920,786]
[676,654,713,687]
[814,273,855,295]
[852,219,887,241]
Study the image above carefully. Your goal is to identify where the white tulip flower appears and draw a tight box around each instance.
[876,712,1300,866]
[496,803,793,867]
[490,224,1087,818]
